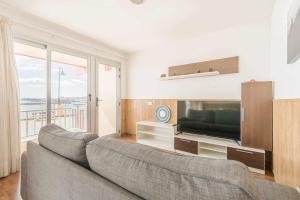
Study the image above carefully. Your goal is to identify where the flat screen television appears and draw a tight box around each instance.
[177,100,241,141]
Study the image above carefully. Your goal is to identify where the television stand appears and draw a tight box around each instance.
[136,121,176,152]
[135,121,266,174]
[175,133,266,174]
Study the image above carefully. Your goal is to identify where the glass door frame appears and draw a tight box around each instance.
[47,45,92,131]
[15,37,93,132]
[93,57,121,136]
[14,38,48,139]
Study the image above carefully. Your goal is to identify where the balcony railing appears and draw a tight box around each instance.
[20,106,86,139]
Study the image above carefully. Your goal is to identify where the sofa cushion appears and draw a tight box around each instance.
[87,137,260,200]
[38,124,98,167]
[256,179,300,200]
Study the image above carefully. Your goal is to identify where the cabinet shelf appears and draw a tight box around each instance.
[136,121,176,152]
[198,149,227,160]
[137,130,173,139]
[136,121,176,128]
[199,142,227,154]
[137,138,174,152]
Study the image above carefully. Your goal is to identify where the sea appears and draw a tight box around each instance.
[20,98,86,112]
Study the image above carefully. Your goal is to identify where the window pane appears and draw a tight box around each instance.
[14,42,47,139]
[51,51,88,131]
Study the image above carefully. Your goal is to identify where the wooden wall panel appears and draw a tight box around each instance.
[121,99,177,135]
[273,99,300,188]
[121,100,127,134]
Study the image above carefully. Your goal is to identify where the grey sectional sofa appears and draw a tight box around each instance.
[21,124,300,200]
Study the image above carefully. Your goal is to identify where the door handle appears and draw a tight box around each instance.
[96,97,103,107]
[235,149,254,154]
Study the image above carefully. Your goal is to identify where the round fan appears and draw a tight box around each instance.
[155,105,171,123]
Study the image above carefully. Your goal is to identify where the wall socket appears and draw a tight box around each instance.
[297,187,300,193]
[147,101,153,106]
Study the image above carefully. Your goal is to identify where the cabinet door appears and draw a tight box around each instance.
[241,82,273,151]
[174,138,198,154]
[227,147,265,170]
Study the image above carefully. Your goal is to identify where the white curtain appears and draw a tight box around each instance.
[0,17,20,178]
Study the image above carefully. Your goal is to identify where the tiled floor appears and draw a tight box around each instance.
[0,134,273,200]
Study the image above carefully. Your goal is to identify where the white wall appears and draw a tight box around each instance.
[0,2,129,98]
[127,20,271,99]
[271,0,300,99]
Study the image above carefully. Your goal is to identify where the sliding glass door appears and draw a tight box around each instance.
[51,51,88,131]
[15,39,122,139]
[15,41,90,140]
[14,42,47,139]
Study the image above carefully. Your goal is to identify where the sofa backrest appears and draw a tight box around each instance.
[86,137,260,200]
[38,124,98,167]
[23,141,141,200]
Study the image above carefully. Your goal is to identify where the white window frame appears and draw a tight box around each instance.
[15,37,93,132]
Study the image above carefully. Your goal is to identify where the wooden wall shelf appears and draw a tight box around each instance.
[160,71,220,80]
[167,56,239,78]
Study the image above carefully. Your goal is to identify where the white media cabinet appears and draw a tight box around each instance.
[136,121,176,151]
[136,121,266,174]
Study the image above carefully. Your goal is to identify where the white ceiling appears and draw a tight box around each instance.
[2,0,275,53]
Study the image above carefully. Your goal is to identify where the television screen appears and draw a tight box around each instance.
[177,100,240,140]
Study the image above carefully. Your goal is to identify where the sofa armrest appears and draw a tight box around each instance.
[21,151,28,200]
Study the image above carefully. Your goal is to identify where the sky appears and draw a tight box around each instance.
[16,55,87,99]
